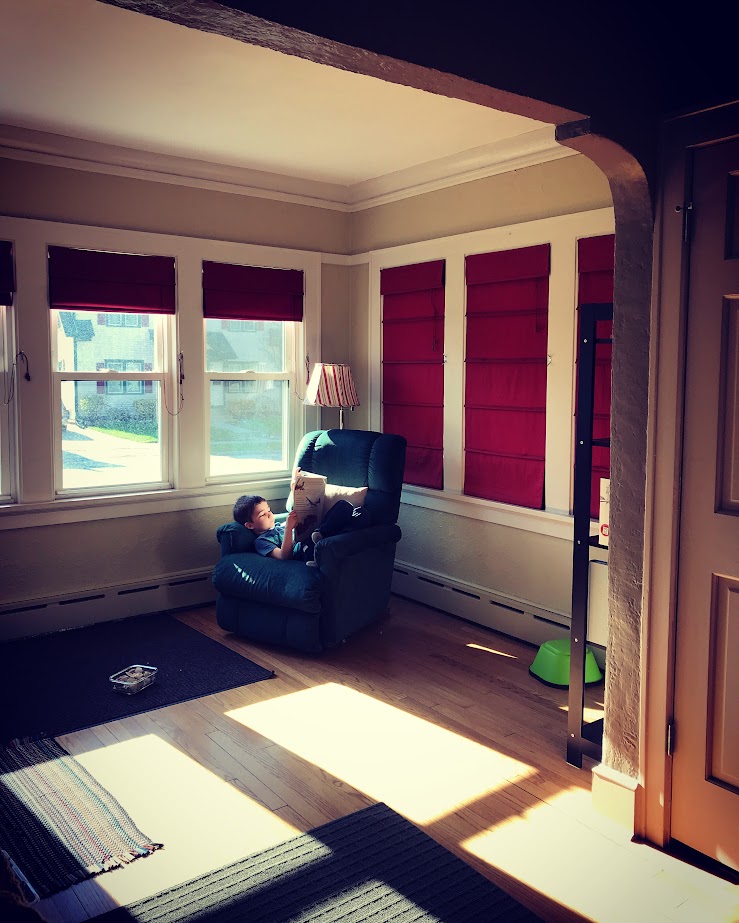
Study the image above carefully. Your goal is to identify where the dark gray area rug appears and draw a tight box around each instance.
[95,802,544,922]
[0,613,273,743]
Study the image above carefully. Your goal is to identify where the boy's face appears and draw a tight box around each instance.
[246,500,275,535]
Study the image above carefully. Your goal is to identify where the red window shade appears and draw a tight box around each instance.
[202,261,303,322]
[381,260,445,489]
[48,246,175,314]
[464,244,550,509]
[577,235,614,518]
[0,240,15,306]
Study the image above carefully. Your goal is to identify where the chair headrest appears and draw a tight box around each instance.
[295,429,407,525]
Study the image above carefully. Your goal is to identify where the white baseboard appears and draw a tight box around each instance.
[591,763,642,834]
[392,558,606,666]
[0,568,216,641]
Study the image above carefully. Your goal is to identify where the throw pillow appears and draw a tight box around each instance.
[323,483,369,514]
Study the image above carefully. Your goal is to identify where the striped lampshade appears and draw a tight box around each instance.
[305,363,359,409]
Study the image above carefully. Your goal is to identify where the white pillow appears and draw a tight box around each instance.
[323,483,368,514]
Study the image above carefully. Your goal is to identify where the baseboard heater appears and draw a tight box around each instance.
[391,559,573,651]
[0,569,217,641]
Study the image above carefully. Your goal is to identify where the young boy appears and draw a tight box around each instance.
[233,495,300,561]
[233,491,372,567]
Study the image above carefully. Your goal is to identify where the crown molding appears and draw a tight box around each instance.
[347,127,576,209]
[0,123,575,213]
[0,124,353,211]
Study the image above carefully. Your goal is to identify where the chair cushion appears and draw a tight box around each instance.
[212,553,323,613]
[322,483,369,513]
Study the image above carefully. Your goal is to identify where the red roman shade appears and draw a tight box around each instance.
[48,246,175,314]
[202,261,303,322]
[464,243,550,509]
[381,260,445,489]
[0,241,15,306]
[577,235,614,518]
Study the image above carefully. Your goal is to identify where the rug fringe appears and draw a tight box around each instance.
[86,844,164,876]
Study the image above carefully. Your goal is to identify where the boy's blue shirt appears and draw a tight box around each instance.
[254,522,285,556]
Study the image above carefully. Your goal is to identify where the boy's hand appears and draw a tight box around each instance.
[286,509,299,534]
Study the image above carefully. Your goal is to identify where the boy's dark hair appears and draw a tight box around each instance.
[233,495,266,526]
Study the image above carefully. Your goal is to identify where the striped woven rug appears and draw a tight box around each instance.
[0,738,162,898]
[97,802,543,922]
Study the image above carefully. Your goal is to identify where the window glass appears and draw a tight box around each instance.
[205,318,292,478]
[55,310,166,493]
[209,380,288,476]
[205,318,284,374]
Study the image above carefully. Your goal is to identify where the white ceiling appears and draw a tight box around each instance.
[0,0,565,207]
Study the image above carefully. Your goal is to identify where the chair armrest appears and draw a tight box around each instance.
[217,522,255,555]
[314,523,401,570]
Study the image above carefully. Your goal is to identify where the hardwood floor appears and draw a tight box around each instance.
[35,597,737,923]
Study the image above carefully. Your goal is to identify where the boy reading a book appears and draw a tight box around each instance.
[233,470,371,566]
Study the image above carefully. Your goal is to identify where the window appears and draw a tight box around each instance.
[381,260,445,489]
[49,246,175,495]
[225,319,257,333]
[202,260,304,480]
[101,313,144,327]
[102,359,146,394]
[464,244,550,509]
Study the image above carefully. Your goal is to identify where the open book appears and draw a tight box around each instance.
[291,470,327,540]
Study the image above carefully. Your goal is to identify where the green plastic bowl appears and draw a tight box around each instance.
[529,638,603,687]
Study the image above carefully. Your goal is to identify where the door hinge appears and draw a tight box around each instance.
[666,720,676,757]
[675,202,693,243]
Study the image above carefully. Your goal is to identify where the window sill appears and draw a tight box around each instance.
[400,484,575,540]
[0,478,292,530]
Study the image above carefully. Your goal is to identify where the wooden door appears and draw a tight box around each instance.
[671,136,739,870]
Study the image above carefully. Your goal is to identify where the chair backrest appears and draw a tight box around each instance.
[295,429,407,526]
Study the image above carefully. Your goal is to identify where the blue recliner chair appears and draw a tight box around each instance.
[212,429,407,653]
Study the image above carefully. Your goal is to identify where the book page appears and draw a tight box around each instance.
[291,471,327,538]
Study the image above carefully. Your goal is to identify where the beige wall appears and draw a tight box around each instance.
[351,154,611,252]
[1,506,231,607]
[0,158,350,253]
[396,504,573,614]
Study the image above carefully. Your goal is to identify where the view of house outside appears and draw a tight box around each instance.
[58,312,289,491]
[205,318,288,478]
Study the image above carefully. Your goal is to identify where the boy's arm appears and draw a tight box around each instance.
[268,510,298,560]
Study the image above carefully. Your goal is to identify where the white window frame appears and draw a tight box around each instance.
[368,206,615,540]
[0,216,320,530]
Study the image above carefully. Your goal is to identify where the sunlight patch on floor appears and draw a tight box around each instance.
[465,643,518,659]
[459,796,700,923]
[70,734,298,908]
[226,682,534,825]
[557,703,605,723]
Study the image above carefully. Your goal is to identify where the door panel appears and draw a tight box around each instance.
[671,137,739,871]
